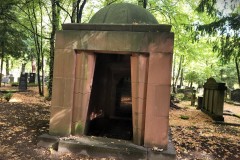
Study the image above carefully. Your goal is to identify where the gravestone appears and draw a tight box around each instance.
[9,76,14,83]
[2,76,9,84]
[179,88,194,100]
[191,90,196,106]
[202,78,226,121]
[197,96,203,109]
[231,89,240,102]
[19,73,28,91]
[29,73,36,83]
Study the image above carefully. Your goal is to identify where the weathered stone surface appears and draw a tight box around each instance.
[144,116,169,149]
[147,142,176,160]
[55,31,174,54]
[49,107,72,136]
[37,134,59,150]
[62,24,171,32]
[89,3,158,24]
[50,2,174,151]
[18,73,28,92]
[202,78,226,121]
[57,135,175,160]
[58,136,147,159]
[148,53,173,85]
[231,89,240,102]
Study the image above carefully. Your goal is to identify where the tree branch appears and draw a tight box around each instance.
[56,0,72,20]
[4,14,50,40]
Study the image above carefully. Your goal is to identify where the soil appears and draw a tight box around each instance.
[0,86,240,160]
[170,101,240,160]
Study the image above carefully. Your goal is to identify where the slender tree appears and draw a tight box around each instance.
[0,1,28,86]
[48,0,61,98]
[138,0,147,8]
[195,0,240,86]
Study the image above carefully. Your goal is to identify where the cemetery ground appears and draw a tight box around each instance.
[0,87,239,160]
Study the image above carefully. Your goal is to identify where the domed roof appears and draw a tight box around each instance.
[89,3,158,24]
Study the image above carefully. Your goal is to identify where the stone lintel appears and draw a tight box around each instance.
[62,23,172,32]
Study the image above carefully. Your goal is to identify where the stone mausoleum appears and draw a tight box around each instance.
[48,3,174,158]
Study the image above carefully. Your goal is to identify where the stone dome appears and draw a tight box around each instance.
[89,3,158,24]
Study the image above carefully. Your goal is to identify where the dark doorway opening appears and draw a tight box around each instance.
[115,76,132,118]
[86,53,133,140]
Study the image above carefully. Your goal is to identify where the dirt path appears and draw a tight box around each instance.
[0,87,240,159]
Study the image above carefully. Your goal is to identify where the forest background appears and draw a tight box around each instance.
[0,0,239,98]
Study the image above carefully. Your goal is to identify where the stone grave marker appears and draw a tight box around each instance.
[231,89,240,103]
[19,73,28,91]
[29,73,36,83]
[202,77,226,121]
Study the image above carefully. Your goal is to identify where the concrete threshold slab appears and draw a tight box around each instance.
[38,135,176,160]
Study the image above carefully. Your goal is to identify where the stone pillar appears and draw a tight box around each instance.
[49,49,76,136]
[144,52,173,149]
[131,53,149,145]
[72,51,96,135]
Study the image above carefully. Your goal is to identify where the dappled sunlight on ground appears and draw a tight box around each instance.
[9,98,22,102]
[170,101,240,160]
[0,86,239,159]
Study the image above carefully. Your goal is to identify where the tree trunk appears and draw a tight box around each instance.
[32,59,36,73]
[6,58,9,75]
[48,0,61,99]
[71,2,77,23]
[173,55,184,93]
[0,42,4,87]
[41,58,44,96]
[180,68,184,87]
[37,57,42,95]
[39,1,44,96]
[138,0,148,8]
[33,1,43,96]
[235,58,240,87]
[172,54,176,93]
[77,0,87,23]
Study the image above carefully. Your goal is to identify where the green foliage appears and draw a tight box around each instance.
[11,82,19,87]
[180,115,189,120]
[219,62,238,88]
[194,0,240,87]
[185,71,199,84]
[1,0,239,96]
[4,92,12,102]
[175,93,185,101]
[196,0,217,16]
[28,83,38,87]
[74,121,83,135]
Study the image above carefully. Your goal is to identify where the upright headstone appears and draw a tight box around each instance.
[197,96,203,109]
[191,90,196,106]
[9,75,14,83]
[0,74,3,86]
[29,73,36,83]
[202,78,226,121]
[19,73,28,91]
[231,89,240,103]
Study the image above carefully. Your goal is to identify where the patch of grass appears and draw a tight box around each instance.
[4,93,13,102]
[28,83,38,87]
[75,121,83,135]
[11,82,38,87]
[180,115,189,120]
[11,82,19,87]
[175,93,184,101]
[0,90,18,93]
